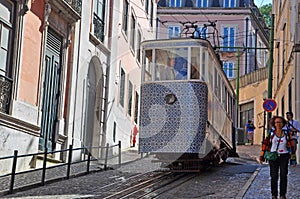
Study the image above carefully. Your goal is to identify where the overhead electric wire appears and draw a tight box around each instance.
[259,0,265,7]
[113,2,271,62]
[105,0,268,29]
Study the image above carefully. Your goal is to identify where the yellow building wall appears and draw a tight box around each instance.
[239,78,268,145]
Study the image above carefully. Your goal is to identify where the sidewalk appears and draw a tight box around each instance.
[237,144,300,198]
[236,144,261,162]
[0,147,142,196]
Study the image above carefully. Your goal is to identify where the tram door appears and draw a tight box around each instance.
[39,30,62,152]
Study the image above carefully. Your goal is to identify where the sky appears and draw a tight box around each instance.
[254,0,272,7]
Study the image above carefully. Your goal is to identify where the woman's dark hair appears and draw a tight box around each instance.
[270,116,287,127]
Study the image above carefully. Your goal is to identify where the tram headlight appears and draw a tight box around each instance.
[165,93,177,105]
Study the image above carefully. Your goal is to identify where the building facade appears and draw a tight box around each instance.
[0,0,157,172]
[104,0,157,153]
[67,0,111,160]
[272,0,300,162]
[0,0,81,172]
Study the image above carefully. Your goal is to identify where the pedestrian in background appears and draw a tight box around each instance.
[245,119,256,145]
[132,125,138,147]
[285,111,300,153]
[260,116,297,199]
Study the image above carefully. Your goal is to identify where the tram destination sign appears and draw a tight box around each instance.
[263,99,277,112]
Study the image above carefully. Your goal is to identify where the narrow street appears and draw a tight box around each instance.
[2,145,262,198]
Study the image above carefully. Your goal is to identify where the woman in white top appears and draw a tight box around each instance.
[260,116,296,199]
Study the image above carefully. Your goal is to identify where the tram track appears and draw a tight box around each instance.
[102,171,174,199]
[132,173,200,199]
[101,167,210,199]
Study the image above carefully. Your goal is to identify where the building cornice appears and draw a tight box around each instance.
[0,113,40,137]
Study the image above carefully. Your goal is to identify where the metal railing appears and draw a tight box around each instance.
[230,67,268,89]
[0,74,12,114]
[0,141,121,196]
[65,0,82,15]
[93,13,105,42]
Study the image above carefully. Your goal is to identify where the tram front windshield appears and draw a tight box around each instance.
[142,47,200,82]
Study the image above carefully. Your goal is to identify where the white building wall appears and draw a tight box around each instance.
[67,1,110,160]
[106,0,157,151]
[272,0,300,163]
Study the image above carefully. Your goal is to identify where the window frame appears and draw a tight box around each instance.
[169,0,181,7]
[127,80,133,116]
[137,29,142,63]
[122,0,129,36]
[119,67,126,107]
[222,26,235,51]
[0,0,14,114]
[168,25,180,38]
[196,0,209,7]
[134,91,139,124]
[0,0,13,77]
[150,0,154,27]
[223,62,234,79]
[194,26,207,39]
[223,0,236,8]
[130,12,136,52]
[93,0,106,42]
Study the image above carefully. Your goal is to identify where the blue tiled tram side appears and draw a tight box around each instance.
[139,81,208,153]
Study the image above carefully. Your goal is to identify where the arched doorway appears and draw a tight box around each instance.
[83,57,104,157]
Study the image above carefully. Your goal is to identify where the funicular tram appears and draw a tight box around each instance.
[139,38,236,171]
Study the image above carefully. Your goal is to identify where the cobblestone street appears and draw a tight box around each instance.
[1,145,300,198]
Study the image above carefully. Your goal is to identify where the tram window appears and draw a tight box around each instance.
[208,54,213,86]
[154,48,188,81]
[221,84,225,106]
[201,49,206,81]
[224,88,228,112]
[144,49,153,82]
[216,71,221,100]
[218,74,221,99]
[228,95,232,117]
[191,47,200,79]
[214,68,218,98]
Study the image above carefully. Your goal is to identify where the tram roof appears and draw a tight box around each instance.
[141,38,211,49]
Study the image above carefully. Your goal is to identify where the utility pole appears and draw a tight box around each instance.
[267,14,275,130]
[233,49,240,153]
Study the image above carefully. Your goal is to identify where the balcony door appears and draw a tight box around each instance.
[39,30,62,151]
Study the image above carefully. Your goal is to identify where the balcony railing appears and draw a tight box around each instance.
[65,0,82,15]
[230,67,268,89]
[93,13,105,42]
[0,74,12,114]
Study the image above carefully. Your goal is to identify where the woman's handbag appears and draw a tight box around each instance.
[264,135,282,161]
[264,151,278,161]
